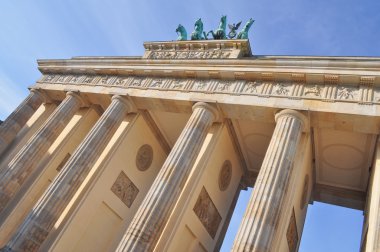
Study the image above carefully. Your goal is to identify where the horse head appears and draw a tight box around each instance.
[176,24,187,40]
[247,18,255,28]
[195,18,203,30]
[218,15,227,30]
[176,24,185,33]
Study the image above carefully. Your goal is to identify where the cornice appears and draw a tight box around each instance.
[37,57,380,87]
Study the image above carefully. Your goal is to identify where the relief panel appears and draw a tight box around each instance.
[111,172,139,208]
[286,208,299,252]
[193,187,222,239]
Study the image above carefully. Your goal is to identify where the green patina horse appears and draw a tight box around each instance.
[176,24,187,41]
[191,18,207,40]
[237,18,255,39]
[207,15,227,40]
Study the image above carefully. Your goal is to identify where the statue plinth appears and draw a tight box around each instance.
[143,39,252,59]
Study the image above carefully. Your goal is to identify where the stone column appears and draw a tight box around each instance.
[232,109,307,252]
[0,89,47,156]
[116,102,219,252]
[0,92,83,214]
[1,95,133,252]
[363,140,380,251]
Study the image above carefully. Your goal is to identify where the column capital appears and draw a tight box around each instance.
[111,95,136,113]
[275,109,309,132]
[192,102,220,122]
[66,91,88,107]
[29,88,52,104]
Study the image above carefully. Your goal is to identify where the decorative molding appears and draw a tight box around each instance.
[37,74,380,105]
[147,50,233,60]
[359,76,375,104]
[143,39,251,59]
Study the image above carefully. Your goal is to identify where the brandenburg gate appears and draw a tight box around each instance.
[0,36,379,251]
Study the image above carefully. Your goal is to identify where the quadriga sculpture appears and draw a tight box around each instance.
[207,15,227,40]
[237,18,255,39]
[191,18,207,40]
[176,24,187,41]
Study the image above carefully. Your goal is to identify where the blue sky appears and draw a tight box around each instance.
[0,0,379,251]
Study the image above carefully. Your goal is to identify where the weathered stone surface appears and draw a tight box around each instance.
[0,92,83,214]
[193,186,222,239]
[135,144,153,171]
[2,95,133,252]
[219,160,232,191]
[0,89,47,156]
[286,209,298,252]
[111,171,139,208]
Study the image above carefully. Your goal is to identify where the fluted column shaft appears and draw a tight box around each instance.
[116,102,219,252]
[363,140,380,252]
[232,109,307,252]
[2,95,133,252]
[0,92,83,214]
[0,89,46,155]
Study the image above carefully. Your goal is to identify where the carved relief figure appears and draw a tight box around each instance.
[171,79,186,89]
[136,144,153,171]
[84,76,94,84]
[130,78,143,87]
[244,81,259,93]
[217,81,232,92]
[304,85,322,96]
[114,77,128,86]
[193,187,222,238]
[45,75,55,82]
[57,75,66,82]
[111,172,139,208]
[274,83,290,96]
[151,79,164,88]
[338,86,354,99]
[219,160,232,191]
[99,76,109,84]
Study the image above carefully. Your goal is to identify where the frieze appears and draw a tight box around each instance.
[147,49,232,59]
[272,83,291,96]
[38,74,380,104]
[336,86,359,101]
[303,85,323,97]
[241,81,260,94]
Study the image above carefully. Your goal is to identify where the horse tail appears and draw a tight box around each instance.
[203,31,208,40]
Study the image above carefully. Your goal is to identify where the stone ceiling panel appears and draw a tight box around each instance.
[314,128,376,191]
